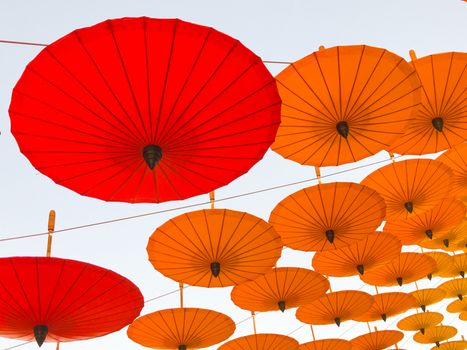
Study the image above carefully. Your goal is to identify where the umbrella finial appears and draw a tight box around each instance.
[420,327,425,335]
[432,117,444,132]
[278,300,286,312]
[460,270,465,278]
[443,239,450,247]
[336,121,349,139]
[334,317,341,326]
[325,229,335,243]
[178,345,187,350]
[210,262,221,277]
[357,264,365,275]
[33,325,48,347]
[143,145,162,170]
[381,313,387,321]
[404,201,414,213]
[421,304,426,312]
[425,229,433,239]
[427,273,433,280]
[458,294,463,300]
[396,276,403,286]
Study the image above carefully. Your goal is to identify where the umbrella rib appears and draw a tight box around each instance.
[437,52,454,116]
[312,52,340,119]
[142,18,154,145]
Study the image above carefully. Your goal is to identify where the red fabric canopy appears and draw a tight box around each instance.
[0,257,143,345]
[9,17,281,203]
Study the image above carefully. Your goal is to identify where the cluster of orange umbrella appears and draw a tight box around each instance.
[2,13,466,350]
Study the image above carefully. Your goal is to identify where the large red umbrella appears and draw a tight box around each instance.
[9,17,281,203]
[0,256,143,346]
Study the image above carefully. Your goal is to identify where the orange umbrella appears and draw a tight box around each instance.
[437,142,467,202]
[147,209,283,287]
[452,253,467,277]
[360,252,437,286]
[299,339,352,350]
[419,236,464,252]
[439,278,467,300]
[353,292,417,322]
[397,312,444,334]
[410,288,447,312]
[446,299,467,313]
[361,159,452,221]
[127,308,235,350]
[272,45,420,166]
[389,52,467,155]
[413,325,457,347]
[433,341,467,350]
[422,219,467,250]
[350,330,404,350]
[295,290,373,326]
[383,198,466,244]
[269,182,386,251]
[230,267,329,312]
[460,312,467,321]
[312,232,401,276]
[218,334,299,350]
[424,252,457,279]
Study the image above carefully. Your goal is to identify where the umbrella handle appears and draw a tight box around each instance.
[314,167,321,184]
[46,210,56,257]
[251,311,257,334]
[209,191,215,209]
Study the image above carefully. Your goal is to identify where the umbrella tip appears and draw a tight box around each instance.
[421,305,426,312]
[427,273,432,280]
[443,239,449,248]
[336,121,349,139]
[425,229,433,239]
[357,264,365,275]
[381,313,387,322]
[420,328,425,335]
[432,117,444,132]
[396,277,403,286]
[460,271,465,278]
[33,325,48,347]
[278,300,286,312]
[458,294,463,301]
[210,262,221,277]
[325,229,335,244]
[178,345,187,350]
[334,317,341,326]
[143,145,162,170]
[436,341,440,347]
[404,201,414,213]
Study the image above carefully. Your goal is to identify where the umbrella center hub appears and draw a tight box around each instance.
[325,229,335,243]
[178,345,187,350]
[210,261,221,277]
[143,145,163,170]
[278,300,286,312]
[33,324,48,347]
[425,229,433,239]
[432,117,444,132]
[404,201,414,213]
[336,121,349,139]
[356,264,365,275]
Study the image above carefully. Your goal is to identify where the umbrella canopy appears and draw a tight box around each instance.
[361,159,452,221]
[460,312,467,321]
[9,17,281,203]
[147,208,283,287]
[433,341,467,350]
[230,267,329,312]
[439,278,467,300]
[295,290,373,326]
[272,44,420,166]
[413,325,457,346]
[389,52,467,155]
[409,288,447,312]
[360,252,437,286]
[0,256,143,346]
[269,182,386,251]
[127,308,235,349]
[353,292,417,322]
[397,312,444,334]
[437,142,467,202]
[218,334,299,350]
[350,330,404,350]
[299,339,352,350]
[424,252,457,279]
[452,253,467,277]
[426,219,467,250]
[383,198,466,244]
[446,298,467,313]
[312,232,401,276]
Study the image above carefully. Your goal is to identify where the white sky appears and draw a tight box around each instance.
[0,0,466,349]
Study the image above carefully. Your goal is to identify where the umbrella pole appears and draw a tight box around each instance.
[366,322,371,332]
[251,311,257,334]
[209,191,215,209]
[56,342,60,350]
[46,210,56,257]
[374,286,379,294]
[310,325,316,341]
[179,282,184,308]
[314,167,321,184]
[388,152,395,163]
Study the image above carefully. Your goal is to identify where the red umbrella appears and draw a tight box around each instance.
[9,17,281,203]
[0,256,143,346]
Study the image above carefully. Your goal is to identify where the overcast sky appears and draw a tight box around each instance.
[0,1,466,349]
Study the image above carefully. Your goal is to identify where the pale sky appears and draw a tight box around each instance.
[0,1,466,349]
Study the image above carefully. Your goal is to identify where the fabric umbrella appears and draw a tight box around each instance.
[409,288,447,312]
[218,334,299,350]
[389,52,467,155]
[269,182,386,251]
[127,308,235,349]
[312,232,401,276]
[446,299,467,313]
[9,17,281,203]
[383,198,466,245]
[425,219,467,250]
[361,159,452,221]
[0,256,143,346]
[360,252,437,286]
[350,330,404,350]
[299,339,352,350]
[433,341,467,350]
[353,292,417,322]
[452,253,467,277]
[230,267,329,312]
[460,312,467,321]
[397,312,444,334]
[437,142,467,202]
[439,278,467,300]
[295,290,373,326]
[147,208,283,287]
[413,325,457,347]
[272,44,420,166]
[424,252,457,279]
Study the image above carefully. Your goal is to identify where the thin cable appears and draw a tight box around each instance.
[0,155,398,243]
[0,39,47,47]
[3,342,30,350]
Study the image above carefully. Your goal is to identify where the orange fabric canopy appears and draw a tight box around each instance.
[147,208,283,287]
[312,232,401,276]
[361,159,452,221]
[295,290,373,326]
[389,52,467,155]
[353,292,417,322]
[218,334,299,350]
[409,288,447,312]
[360,252,436,286]
[446,298,467,313]
[397,311,443,334]
[350,330,403,350]
[439,278,467,300]
[299,339,352,350]
[269,182,386,251]
[413,325,457,346]
[272,45,420,166]
[127,308,235,349]
[424,252,457,279]
[437,142,467,202]
[434,341,467,350]
[230,267,329,312]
